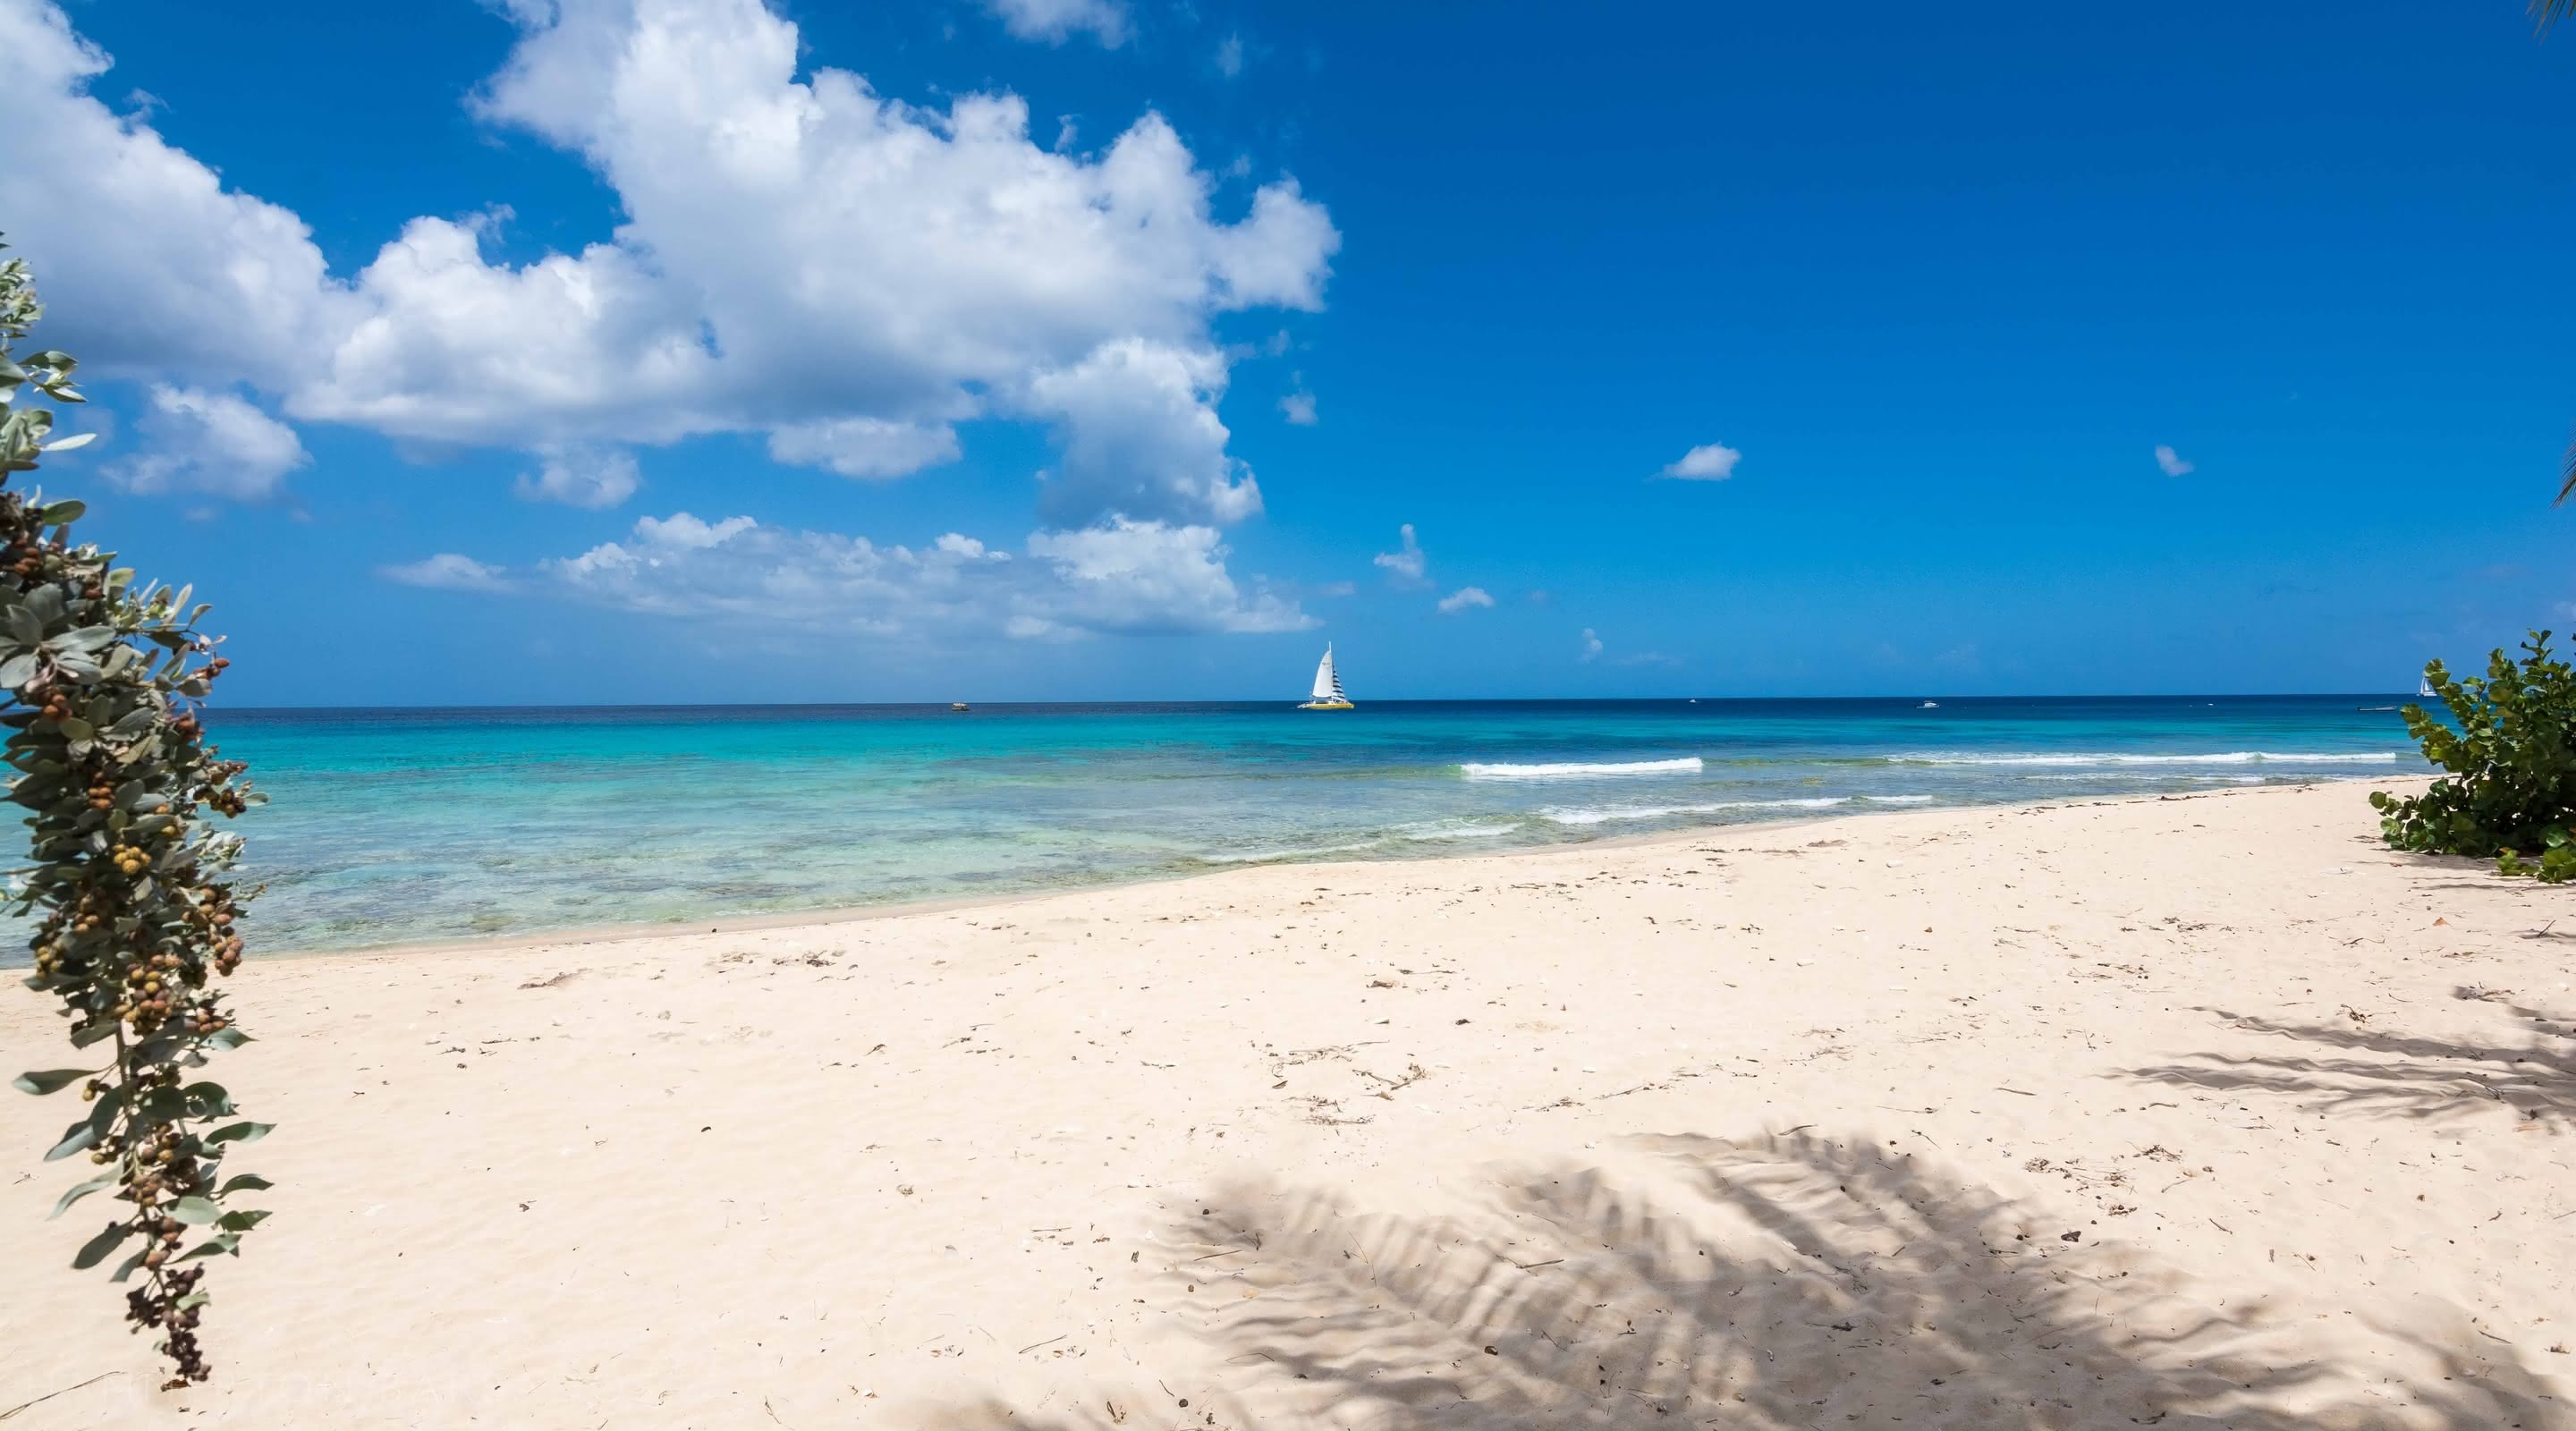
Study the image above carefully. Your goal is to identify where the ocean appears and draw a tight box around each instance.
[88,695,2426,955]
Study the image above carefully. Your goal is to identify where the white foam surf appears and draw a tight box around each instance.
[1542,797,1845,826]
[1393,819,1527,842]
[1459,757,1705,780]
[1195,839,1389,865]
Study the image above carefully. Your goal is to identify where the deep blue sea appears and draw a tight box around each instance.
[146,697,2427,953]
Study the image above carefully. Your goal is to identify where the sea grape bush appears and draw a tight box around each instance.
[2,244,268,1387]
[2372,631,2576,882]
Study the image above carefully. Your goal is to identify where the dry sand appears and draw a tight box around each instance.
[4,778,2574,1429]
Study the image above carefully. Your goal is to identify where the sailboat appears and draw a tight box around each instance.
[2366,672,2442,712]
[1298,644,1355,711]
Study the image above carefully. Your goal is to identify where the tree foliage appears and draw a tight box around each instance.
[2371,632,2576,881]
[3,242,267,1387]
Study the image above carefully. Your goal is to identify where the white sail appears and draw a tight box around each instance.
[2419,675,2436,699]
[1310,646,1350,702]
[1301,645,1351,706]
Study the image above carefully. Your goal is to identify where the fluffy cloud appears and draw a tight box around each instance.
[1026,339,1259,525]
[103,385,309,500]
[382,554,510,590]
[516,446,641,508]
[0,4,357,391]
[981,0,1129,47]
[1580,627,1604,662]
[1436,586,1494,614]
[765,419,962,481]
[416,511,1308,638]
[2154,445,2194,477]
[1660,442,1741,481]
[1372,523,1427,587]
[1278,385,1317,427]
[1216,33,1245,77]
[3,0,1337,522]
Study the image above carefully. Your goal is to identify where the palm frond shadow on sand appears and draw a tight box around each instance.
[945,1130,2560,1429]
[2123,996,2576,1128]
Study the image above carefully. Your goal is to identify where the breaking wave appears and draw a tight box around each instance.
[1459,757,1704,780]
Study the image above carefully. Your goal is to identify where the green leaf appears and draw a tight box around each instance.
[0,652,35,688]
[180,1080,235,1118]
[55,716,92,742]
[176,1232,242,1262]
[203,1026,252,1052]
[49,1172,114,1219]
[43,1115,99,1161]
[170,1196,221,1225]
[39,433,94,453]
[71,1220,133,1270]
[68,1020,117,1049]
[45,1084,122,1160]
[109,1247,149,1283]
[205,1120,272,1145]
[174,1291,210,1310]
[215,1208,270,1233]
[40,499,84,523]
[13,1067,92,1096]
[216,1173,271,1196]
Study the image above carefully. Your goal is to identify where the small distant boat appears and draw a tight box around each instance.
[1298,644,1355,711]
[1918,700,1939,709]
[2366,673,2439,712]
[950,701,970,712]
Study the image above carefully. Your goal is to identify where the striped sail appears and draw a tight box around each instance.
[1311,646,1347,702]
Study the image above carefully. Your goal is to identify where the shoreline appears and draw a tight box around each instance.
[240,771,2434,964]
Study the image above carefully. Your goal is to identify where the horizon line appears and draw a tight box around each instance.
[205,692,2439,714]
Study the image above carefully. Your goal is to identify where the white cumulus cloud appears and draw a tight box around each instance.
[1372,523,1427,587]
[1580,628,1603,662]
[2155,444,2194,477]
[981,0,1128,47]
[515,446,641,509]
[1660,443,1741,481]
[2,0,1338,525]
[382,554,510,591]
[1026,338,1259,526]
[766,418,963,481]
[1437,586,1494,614]
[1278,385,1317,427]
[417,510,1308,639]
[104,385,309,500]
[0,3,358,391]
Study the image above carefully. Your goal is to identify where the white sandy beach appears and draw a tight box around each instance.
[4,777,2573,1428]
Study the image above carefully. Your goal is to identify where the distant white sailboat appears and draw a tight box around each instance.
[2418,674,2437,699]
[1299,644,1354,711]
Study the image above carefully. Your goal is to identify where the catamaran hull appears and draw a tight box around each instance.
[1297,700,1355,710]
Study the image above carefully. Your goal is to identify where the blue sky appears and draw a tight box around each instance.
[2,0,2570,704]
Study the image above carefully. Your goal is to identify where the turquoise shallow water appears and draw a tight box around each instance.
[81,697,2426,953]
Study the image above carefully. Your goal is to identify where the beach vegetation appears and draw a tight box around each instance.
[2,242,267,1387]
[2372,631,2576,881]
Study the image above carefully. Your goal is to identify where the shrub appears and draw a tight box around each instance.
[2371,631,2576,881]
[2,243,268,1388]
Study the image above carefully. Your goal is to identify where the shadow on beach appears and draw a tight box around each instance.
[2123,997,2576,1129]
[939,1130,2560,1429]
